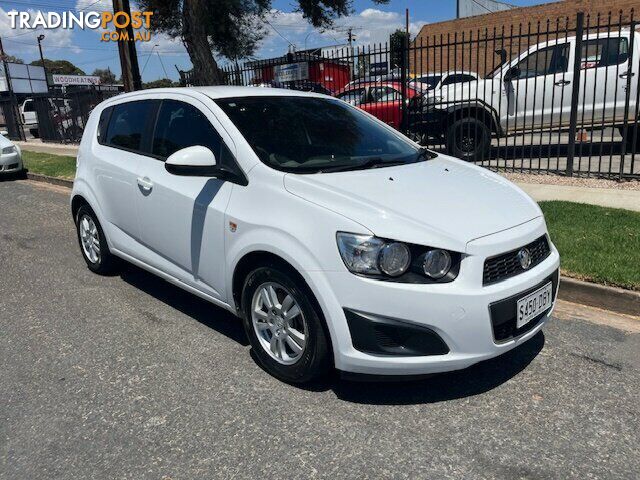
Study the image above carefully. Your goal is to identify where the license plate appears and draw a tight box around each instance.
[516,282,553,329]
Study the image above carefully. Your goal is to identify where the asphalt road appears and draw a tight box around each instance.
[1,179,639,480]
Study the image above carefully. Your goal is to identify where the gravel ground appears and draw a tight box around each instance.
[1,179,639,480]
[500,171,640,190]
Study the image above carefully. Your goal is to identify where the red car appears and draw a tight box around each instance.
[335,82,420,129]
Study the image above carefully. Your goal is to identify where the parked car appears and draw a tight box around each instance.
[250,80,333,95]
[409,71,479,94]
[20,98,39,138]
[417,30,640,161]
[335,81,421,128]
[0,131,23,175]
[71,87,560,383]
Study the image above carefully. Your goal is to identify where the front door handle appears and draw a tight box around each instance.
[137,177,153,192]
[554,80,571,86]
[619,72,635,79]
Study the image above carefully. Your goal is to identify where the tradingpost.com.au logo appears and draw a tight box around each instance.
[7,10,154,42]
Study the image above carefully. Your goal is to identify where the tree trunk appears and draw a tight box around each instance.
[182,0,222,85]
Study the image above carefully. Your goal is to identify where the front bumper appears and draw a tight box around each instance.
[0,151,23,173]
[308,217,560,376]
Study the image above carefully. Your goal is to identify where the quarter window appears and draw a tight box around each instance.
[105,100,156,152]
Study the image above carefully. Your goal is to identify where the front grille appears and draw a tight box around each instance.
[483,235,551,286]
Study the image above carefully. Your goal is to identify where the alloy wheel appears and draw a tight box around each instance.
[251,282,307,365]
[79,214,101,264]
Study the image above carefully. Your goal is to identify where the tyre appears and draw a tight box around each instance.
[75,205,117,274]
[241,264,331,384]
[29,128,39,138]
[618,124,640,152]
[446,117,491,162]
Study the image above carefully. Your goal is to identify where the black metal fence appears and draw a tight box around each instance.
[212,9,640,180]
[29,89,121,143]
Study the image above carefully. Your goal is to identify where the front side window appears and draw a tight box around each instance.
[151,99,237,169]
[23,100,35,112]
[515,44,569,79]
[216,96,429,174]
[105,100,156,152]
[580,37,629,69]
[337,88,366,106]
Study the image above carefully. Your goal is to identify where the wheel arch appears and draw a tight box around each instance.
[444,102,502,135]
[231,249,335,364]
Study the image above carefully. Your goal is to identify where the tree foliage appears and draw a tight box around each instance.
[138,0,388,85]
[143,78,179,89]
[30,59,85,75]
[92,68,117,84]
[4,55,24,64]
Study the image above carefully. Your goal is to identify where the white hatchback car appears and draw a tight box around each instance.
[71,87,560,383]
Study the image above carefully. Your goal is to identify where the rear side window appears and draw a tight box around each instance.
[580,37,629,69]
[151,100,236,169]
[105,100,156,152]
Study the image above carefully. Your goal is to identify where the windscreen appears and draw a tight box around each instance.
[215,96,425,174]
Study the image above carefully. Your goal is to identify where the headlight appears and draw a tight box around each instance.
[336,233,385,275]
[422,249,452,279]
[337,232,458,282]
[379,242,411,277]
[2,146,16,154]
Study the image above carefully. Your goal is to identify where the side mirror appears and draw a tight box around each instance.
[504,67,521,82]
[165,146,217,176]
[0,130,8,136]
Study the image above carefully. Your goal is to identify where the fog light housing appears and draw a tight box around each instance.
[423,249,452,279]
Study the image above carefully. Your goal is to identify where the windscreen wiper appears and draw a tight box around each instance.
[318,157,409,173]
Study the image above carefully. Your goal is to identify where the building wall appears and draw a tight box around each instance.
[410,0,638,76]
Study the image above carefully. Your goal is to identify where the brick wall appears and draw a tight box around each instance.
[410,0,637,76]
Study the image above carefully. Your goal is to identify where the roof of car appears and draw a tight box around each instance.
[112,86,328,100]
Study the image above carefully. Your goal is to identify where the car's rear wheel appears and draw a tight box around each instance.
[446,117,491,162]
[241,264,331,384]
[75,205,117,274]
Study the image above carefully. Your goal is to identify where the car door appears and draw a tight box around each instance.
[134,96,237,301]
[93,99,158,253]
[502,43,571,133]
[577,34,636,125]
[365,86,402,127]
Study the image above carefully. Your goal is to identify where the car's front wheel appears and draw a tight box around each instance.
[446,117,491,162]
[241,264,331,384]
[619,124,640,152]
[75,205,117,274]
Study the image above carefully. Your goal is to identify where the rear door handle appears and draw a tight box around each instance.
[554,80,571,86]
[137,177,153,192]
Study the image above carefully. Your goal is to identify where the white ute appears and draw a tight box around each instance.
[418,30,639,161]
[71,87,560,383]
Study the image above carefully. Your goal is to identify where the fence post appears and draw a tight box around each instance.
[400,34,409,134]
[619,19,636,180]
[566,11,585,177]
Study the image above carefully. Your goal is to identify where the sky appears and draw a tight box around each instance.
[0,0,555,83]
